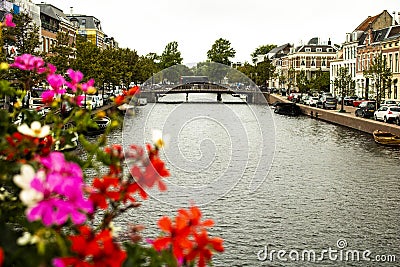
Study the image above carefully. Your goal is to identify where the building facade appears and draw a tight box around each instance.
[67,14,105,49]
[279,38,337,92]
[37,4,77,55]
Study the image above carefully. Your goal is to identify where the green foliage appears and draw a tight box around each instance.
[159,41,182,69]
[310,69,330,92]
[3,13,41,56]
[255,59,276,86]
[334,67,353,110]
[296,70,310,94]
[363,53,392,106]
[44,31,75,75]
[207,38,236,66]
[251,44,277,63]
[123,243,177,267]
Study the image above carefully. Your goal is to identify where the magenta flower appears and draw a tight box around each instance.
[41,90,55,103]
[66,69,83,92]
[47,63,57,75]
[81,78,95,92]
[10,54,47,74]
[25,152,93,226]
[47,74,66,94]
[3,14,16,27]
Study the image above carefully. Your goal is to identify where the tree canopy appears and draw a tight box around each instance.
[207,38,236,66]
[251,44,277,63]
[159,41,182,69]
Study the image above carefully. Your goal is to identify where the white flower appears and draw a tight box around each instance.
[13,164,44,207]
[17,232,39,246]
[152,129,165,149]
[17,121,50,138]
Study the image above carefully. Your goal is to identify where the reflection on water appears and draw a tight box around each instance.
[82,101,400,266]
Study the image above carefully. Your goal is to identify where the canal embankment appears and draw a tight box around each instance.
[266,93,400,137]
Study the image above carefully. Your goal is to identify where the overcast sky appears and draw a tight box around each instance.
[34,0,399,65]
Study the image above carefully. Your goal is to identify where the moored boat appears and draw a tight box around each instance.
[373,130,400,146]
[273,102,302,116]
[84,116,111,136]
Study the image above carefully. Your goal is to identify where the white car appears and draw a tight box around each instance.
[307,97,319,107]
[374,106,400,123]
[381,100,398,107]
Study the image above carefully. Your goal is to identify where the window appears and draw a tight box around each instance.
[81,19,86,25]
[389,54,393,71]
[301,58,305,66]
[395,53,399,72]
[321,58,326,67]
[395,85,398,99]
[316,48,322,52]
[327,48,333,52]
[305,48,311,52]
[311,58,316,67]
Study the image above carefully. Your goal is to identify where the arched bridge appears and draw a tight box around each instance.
[138,82,267,104]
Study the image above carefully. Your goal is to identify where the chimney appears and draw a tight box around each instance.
[328,38,331,46]
[392,11,396,25]
[368,22,373,45]
[70,7,73,16]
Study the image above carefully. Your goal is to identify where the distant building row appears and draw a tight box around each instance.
[253,10,400,101]
[0,0,118,56]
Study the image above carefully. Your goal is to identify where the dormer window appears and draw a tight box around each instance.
[316,48,322,52]
[305,48,311,52]
[327,48,333,52]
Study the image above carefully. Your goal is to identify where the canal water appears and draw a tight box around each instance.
[88,94,400,266]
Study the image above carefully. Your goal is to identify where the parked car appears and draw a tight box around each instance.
[308,97,319,107]
[344,96,358,106]
[318,95,337,109]
[300,95,309,104]
[381,99,398,107]
[374,106,400,123]
[355,101,376,118]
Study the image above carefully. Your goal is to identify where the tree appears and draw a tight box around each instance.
[255,59,276,87]
[207,38,236,66]
[251,44,277,63]
[45,31,75,75]
[334,67,354,112]
[159,41,182,69]
[296,70,310,95]
[363,53,392,109]
[309,69,330,93]
[71,36,102,86]
[3,12,41,57]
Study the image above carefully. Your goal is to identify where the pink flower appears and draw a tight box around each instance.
[41,90,55,103]
[47,63,57,75]
[47,74,66,94]
[25,152,93,226]
[10,54,47,73]
[81,78,95,92]
[3,14,16,27]
[66,69,83,92]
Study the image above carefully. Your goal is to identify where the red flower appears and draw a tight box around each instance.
[54,226,126,267]
[89,176,120,209]
[152,216,192,260]
[1,132,52,161]
[152,206,224,266]
[0,247,4,267]
[127,86,140,96]
[178,206,214,232]
[185,230,224,267]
